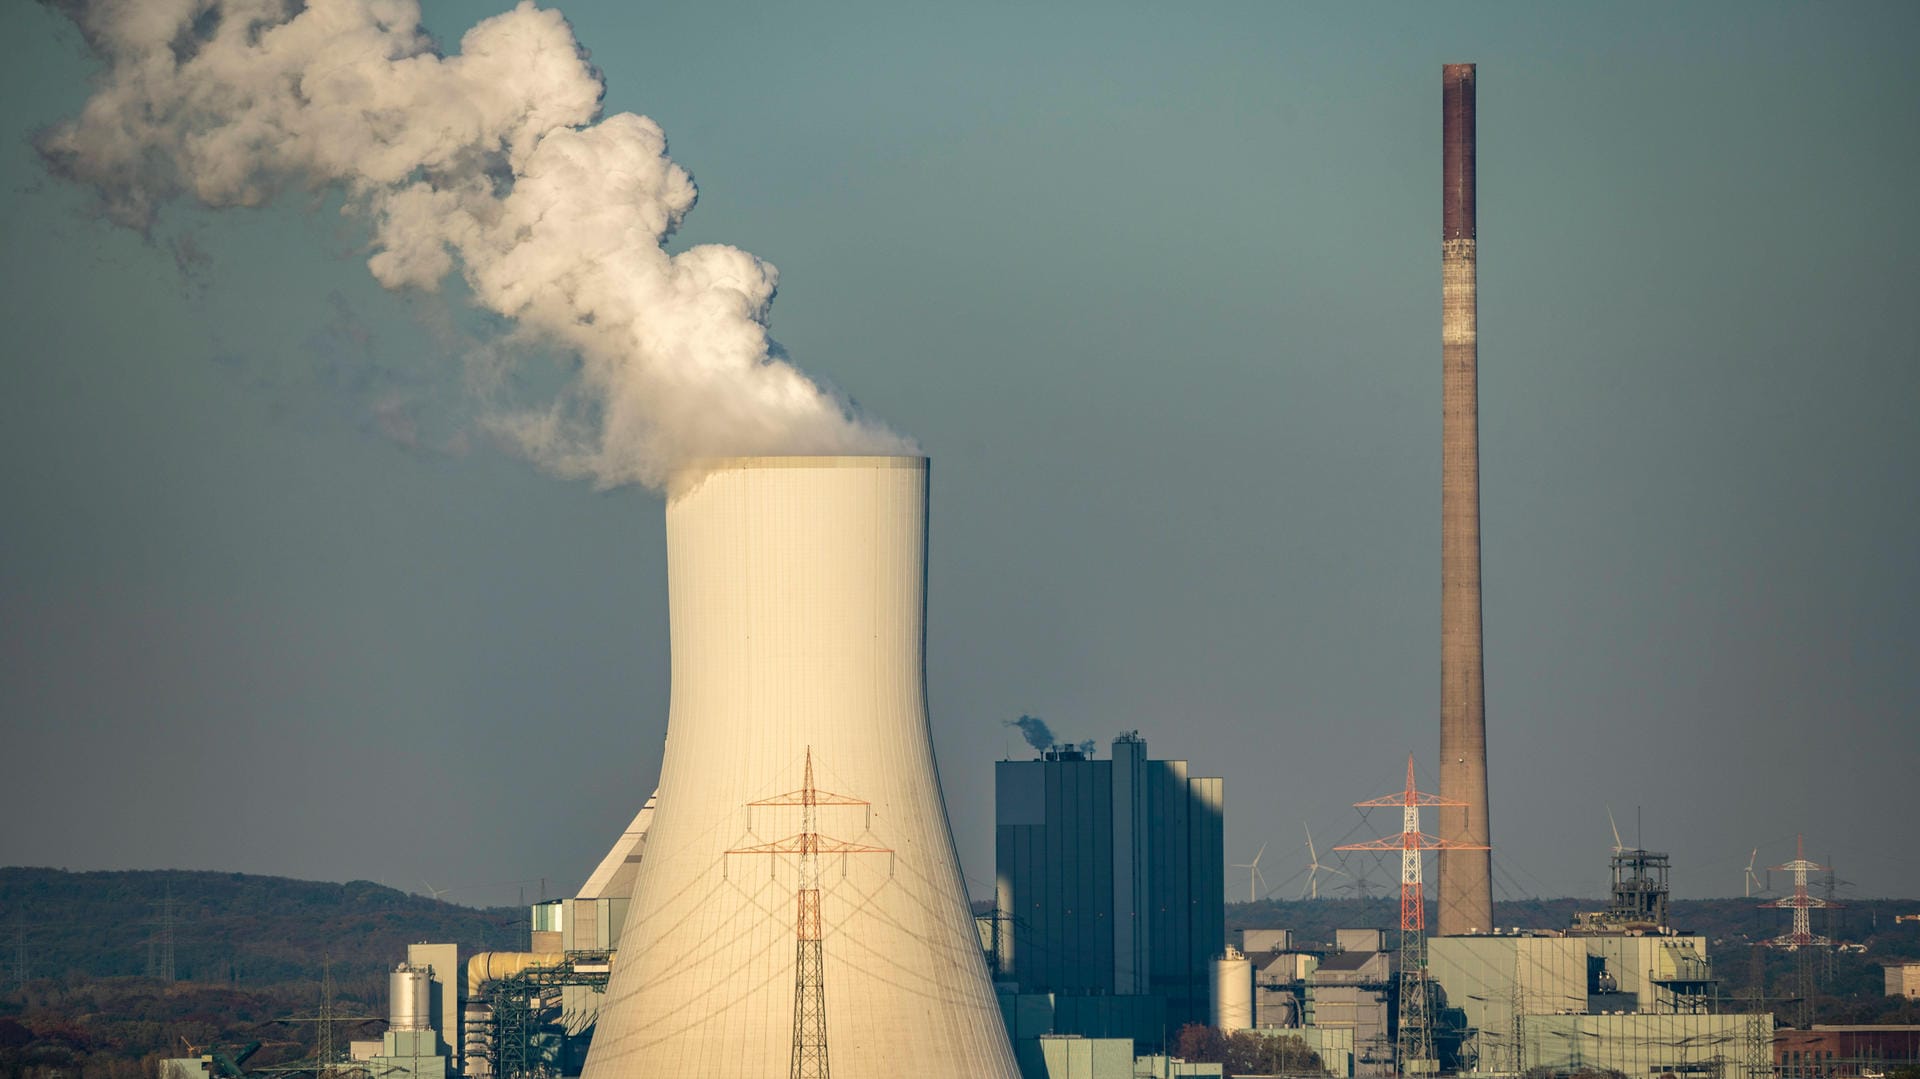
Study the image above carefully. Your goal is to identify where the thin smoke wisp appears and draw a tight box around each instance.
[39,0,912,491]
[1005,715,1055,754]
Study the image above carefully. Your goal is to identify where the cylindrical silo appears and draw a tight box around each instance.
[582,457,1019,1079]
[1210,947,1254,1033]
[389,964,432,1032]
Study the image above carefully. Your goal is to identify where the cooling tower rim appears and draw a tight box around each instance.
[690,454,927,471]
[667,454,927,500]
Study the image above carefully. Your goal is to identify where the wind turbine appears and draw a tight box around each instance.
[1607,806,1627,855]
[1300,825,1349,900]
[420,877,452,902]
[1744,850,1766,898]
[1232,844,1269,903]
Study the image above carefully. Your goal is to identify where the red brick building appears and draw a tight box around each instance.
[1775,1026,1920,1078]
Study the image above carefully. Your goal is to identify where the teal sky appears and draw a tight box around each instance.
[2,1,1916,908]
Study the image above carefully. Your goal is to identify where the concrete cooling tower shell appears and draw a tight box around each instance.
[582,456,1019,1079]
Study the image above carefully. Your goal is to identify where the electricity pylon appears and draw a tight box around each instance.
[727,748,892,1079]
[1763,834,1836,1030]
[1337,755,1488,1076]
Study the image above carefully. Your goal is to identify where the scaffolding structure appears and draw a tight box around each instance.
[726,748,892,1079]
[475,952,613,1079]
[1337,755,1488,1076]
[1608,848,1671,929]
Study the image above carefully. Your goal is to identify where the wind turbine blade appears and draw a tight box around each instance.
[1608,806,1623,853]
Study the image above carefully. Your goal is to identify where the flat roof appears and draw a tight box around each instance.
[1316,952,1379,972]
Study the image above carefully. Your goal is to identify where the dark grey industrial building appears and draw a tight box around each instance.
[994,733,1225,1039]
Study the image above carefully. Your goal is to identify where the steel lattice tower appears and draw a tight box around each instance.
[793,885,827,1079]
[1338,755,1488,1075]
[1764,835,1832,949]
[9,914,26,989]
[1763,834,1836,1029]
[727,748,892,1079]
[146,887,177,984]
[792,754,827,1079]
[318,962,338,1079]
[272,959,377,1079]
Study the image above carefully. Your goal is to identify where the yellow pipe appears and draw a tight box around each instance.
[465,952,563,998]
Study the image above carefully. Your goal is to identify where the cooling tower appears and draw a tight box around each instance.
[582,456,1019,1079]
[1437,62,1494,936]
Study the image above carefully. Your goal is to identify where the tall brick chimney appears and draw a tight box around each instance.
[1437,62,1493,937]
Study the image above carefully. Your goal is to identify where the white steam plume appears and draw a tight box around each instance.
[40,0,913,490]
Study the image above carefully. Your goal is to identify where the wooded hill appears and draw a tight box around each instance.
[0,868,527,1079]
[0,867,525,988]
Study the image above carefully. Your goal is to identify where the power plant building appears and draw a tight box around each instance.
[1308,950,1395,1074]
[1776,1026,1920,1077]
[1428,895,1770,1079]
[1525,1013,1774,1079]
[1428,931,1720,1038]
[994,733,1225,1040]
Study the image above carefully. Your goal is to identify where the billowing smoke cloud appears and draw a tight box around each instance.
[38,0,912,491]
[1005,715,1055,754]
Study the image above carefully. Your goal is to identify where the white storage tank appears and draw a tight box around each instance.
[1210,946,1254,1033]
[388,964,432,1032]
